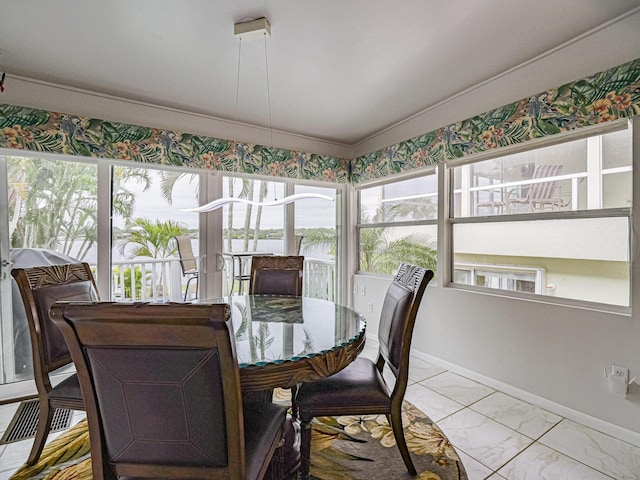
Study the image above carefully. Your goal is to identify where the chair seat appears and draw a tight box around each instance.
[296,357,390,412]
[48,374,84,405]
[244,402,287,480]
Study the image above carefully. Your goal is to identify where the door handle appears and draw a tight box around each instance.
[215,253,225,272]
[1,259,10,280]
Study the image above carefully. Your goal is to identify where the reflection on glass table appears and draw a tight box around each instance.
[198,295,366,392]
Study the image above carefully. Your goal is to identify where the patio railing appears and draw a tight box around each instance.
[302,258,335,301]
[111,258,184,302]
[109,257,335,302]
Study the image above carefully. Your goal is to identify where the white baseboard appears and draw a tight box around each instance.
[409,348,640,449]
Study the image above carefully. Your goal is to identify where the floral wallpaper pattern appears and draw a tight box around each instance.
[0,106,350,183]
[351,57,640,183]
[1,58,639,184]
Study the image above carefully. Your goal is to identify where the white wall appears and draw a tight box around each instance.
[350,9,640,448]
[1,77,352,160]
[354,273,640,447]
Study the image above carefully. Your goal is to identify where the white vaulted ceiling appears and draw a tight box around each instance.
[1,0,640,151]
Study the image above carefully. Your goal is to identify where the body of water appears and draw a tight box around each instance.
[70,239,332,263]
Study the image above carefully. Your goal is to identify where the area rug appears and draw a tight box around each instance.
[10,402,466,480]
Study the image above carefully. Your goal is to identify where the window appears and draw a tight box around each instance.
[294,184,338,300]
[5,155,97,382]
[221,176,286,254]
[450,124,632,307]
[357,171,438,275]
[217,176,342,299]
[111,166,200,302]
[8,156,98,258]
[454,264,543,294]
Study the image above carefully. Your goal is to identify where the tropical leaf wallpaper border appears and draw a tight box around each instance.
[0,57,639,184]
[0,105,350,183]
[351,57,640,183]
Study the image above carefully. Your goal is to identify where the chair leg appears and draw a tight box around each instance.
[387,410,417,476]
[290,384,299,416]
[299,417,313,479]
[27,400,54,465]
[184,276,198,301]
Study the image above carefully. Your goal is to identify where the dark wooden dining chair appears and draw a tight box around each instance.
[11,262,99,465]
[50,301,287,480]
[249,255,304,296]
[294,263,434,479]
[174,235,199,301]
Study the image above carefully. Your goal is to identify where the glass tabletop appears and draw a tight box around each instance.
[200,295,366,369]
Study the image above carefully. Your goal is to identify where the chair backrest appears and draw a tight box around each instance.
[174,235,198,274]
[50,302,248,480]
[527,164,563,203]
[11,263,99,386]
[377,264,433,396]
[249,256,304,296]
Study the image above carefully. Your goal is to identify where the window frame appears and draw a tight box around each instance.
[454,263,546,295]
[444,119,633,314]
[355,166,439,276]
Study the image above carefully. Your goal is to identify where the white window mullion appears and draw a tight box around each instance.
[96,161,112,300]
[587,135,603,210]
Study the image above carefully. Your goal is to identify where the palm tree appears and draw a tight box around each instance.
[252,181,269,251]
[303,205,437,275]
[112,166,152,220]
[360,228,436,274]
[158,170,198,204]
[115,218,190,298]
[9,158,99,258]
[8,158,150,260]
[116,217,189,259]
[242,181,255,251]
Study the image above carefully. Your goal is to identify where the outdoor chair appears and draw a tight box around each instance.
[174,235,199,301]
[50,301,287,480]
[249,255,304,296]
[294,263,434,479]
[11,262,99,465]
[505,164,567,213]
[294,235,304,255]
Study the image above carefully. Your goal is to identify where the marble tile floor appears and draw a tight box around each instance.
[0,343,639,480]
[369,341,640,480]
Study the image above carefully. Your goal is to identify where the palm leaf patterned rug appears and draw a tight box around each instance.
[10,402,466,480]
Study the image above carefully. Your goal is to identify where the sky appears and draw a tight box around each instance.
[115,170,337,230]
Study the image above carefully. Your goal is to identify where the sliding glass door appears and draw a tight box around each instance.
[0,154,98,396]
[0,154,345,400]
[110,165,200,302]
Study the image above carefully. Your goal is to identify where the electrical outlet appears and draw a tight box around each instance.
[612,365,629,381]
[367,303,373,313]
[353,284,358,295]
[360,285,366,295]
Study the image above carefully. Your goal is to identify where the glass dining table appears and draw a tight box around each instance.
[198,294,367,392]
